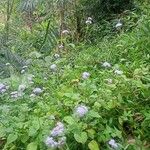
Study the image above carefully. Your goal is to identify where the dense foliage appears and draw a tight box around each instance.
[0,0,150,150]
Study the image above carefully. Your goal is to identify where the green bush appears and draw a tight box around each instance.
[80,0,134,20]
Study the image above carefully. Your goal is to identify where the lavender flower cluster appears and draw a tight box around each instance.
[75,105,88,118]
[45,122,66,149]
[0,83,8,94]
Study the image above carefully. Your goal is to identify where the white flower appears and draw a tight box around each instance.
[50,64,57,72]
[105,78,113,84]
[114,69,123,75]
[102,62,111,68]
[75,105,88,117]
[86,17,92,25]
[44,77,47,80]
[58,44,64,49]
[27,75,34,84]
[22,66,28,69]
[87,17,92,21]
[82,72,90,80]
[21,69,25,74]
[18,84,26,92]
[45,137,58,148]
[33,88,43,95]
[30,93,36,98]
[10,91,19,98]
[62,30,69,34]
[51,122,65,137]
[108,139,118,149]
[54,54,60,59]
[115,21,122,29]
[49,115,55,120]
[86,20,92,25]
[5,63,10,66]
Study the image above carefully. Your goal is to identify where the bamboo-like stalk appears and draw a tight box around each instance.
[4,0,14,46]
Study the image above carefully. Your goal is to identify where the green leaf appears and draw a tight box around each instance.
[88,110,101,118]
[7,133,18,145]
[74,132,87,144]
[88,140,99,150]
[27,142,37,150]
[64,116,75,124]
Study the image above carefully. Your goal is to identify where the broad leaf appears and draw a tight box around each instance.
[27,142,37,150]
[7,133,18,145]
[74,132,87,144]
[88,140,99,150]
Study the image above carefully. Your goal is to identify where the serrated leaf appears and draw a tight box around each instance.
[88,140,99,150]
[7,133,18,144]
[74,132,87,144]
[27,142,37,150]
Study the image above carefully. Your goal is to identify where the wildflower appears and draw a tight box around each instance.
[62,30,69,35]
[75,105,88,117]
[0,83,8,94]
[30,93,36,98]
[27,74,34,84]
[102,62,111,68]
[86,17,92,25]
[82,72,90,80]
[50,64,57,72]
[5,63,10,66]
[115,21,122,29]
[33,87,43,95]
[49,115,55,120]
[22,66,28,69]
[54,53,60,59]
[114,69,123,75]
[58,136,66,147]
[58,44,64,49]
[105,78,113,84]
[108,139,118,149]
[1,88,7,93]
[10,91,19,98]
[18,84,26,92]
[51,122,65,137]
[44,77,47,80]
[45,137,58,148]
[21,69,25,74]
[0,83,6,92]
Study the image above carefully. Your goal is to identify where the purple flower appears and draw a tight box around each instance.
[108,139,118,149]
[58,136,66,147]
[82,72,90,80]
[45,137,58,148]
[33,88,43,95]
[0,83,7,94]
[51,122,65,137]
[75,105,88,117]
